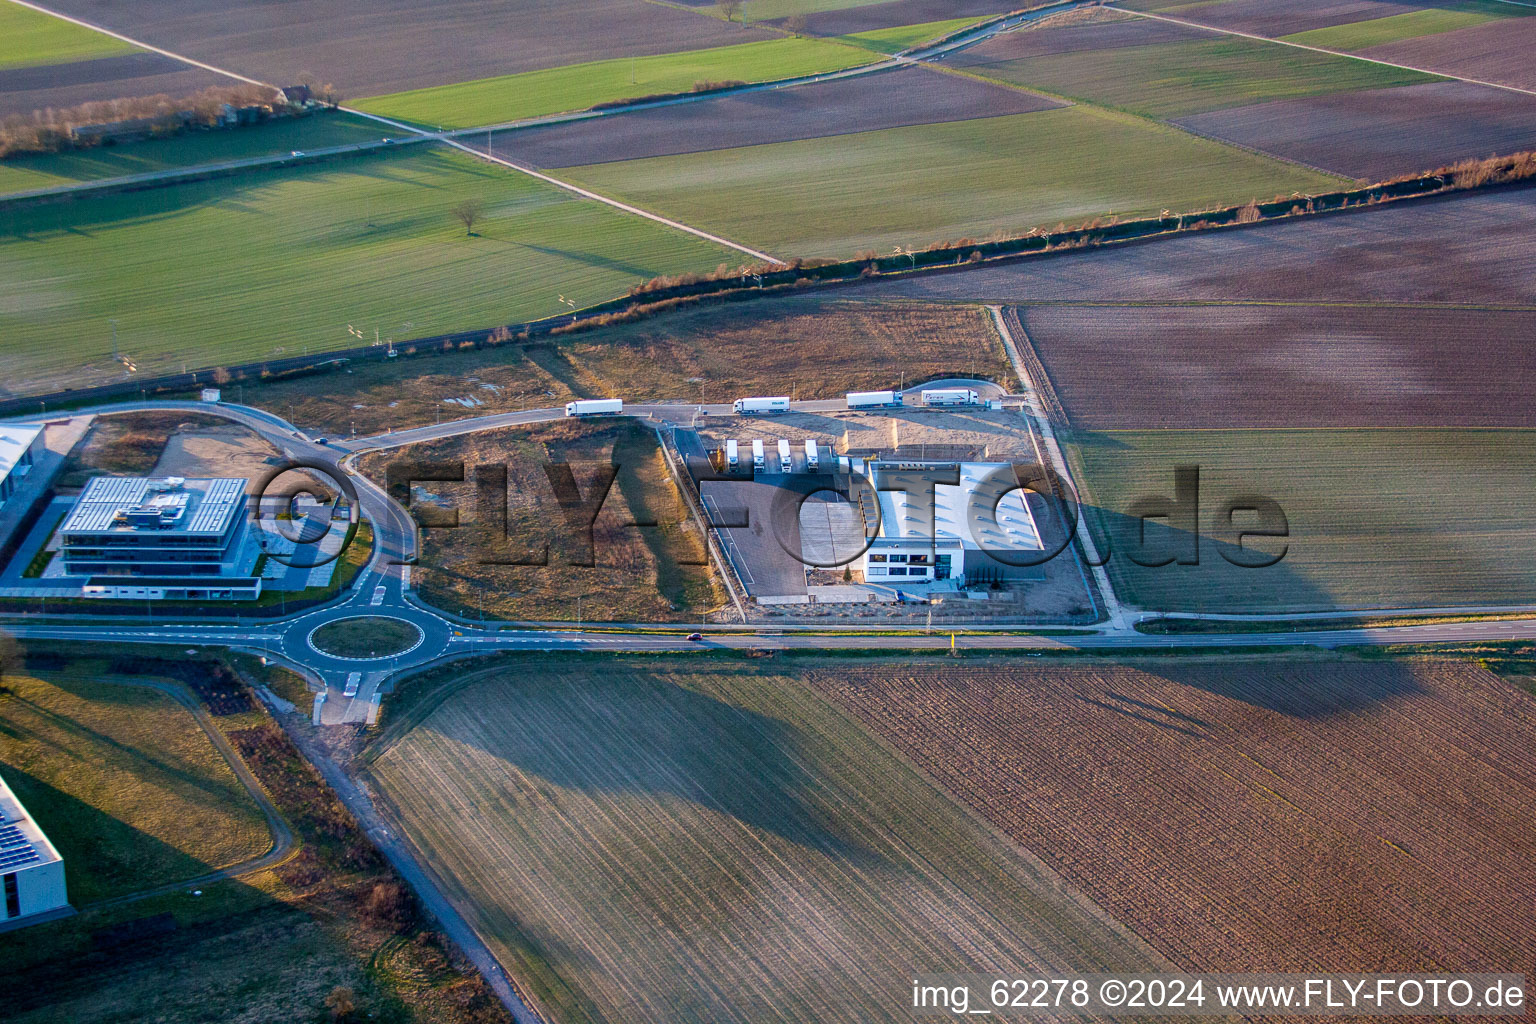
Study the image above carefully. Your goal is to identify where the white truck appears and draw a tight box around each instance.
[804,439,819,471]
[846,390,901,410]
[725,439,739,472]
[922,387,980,407]
[751,439,766,472]
[733,396,791,415]
[565,398,623,417]
[777,439,793,473]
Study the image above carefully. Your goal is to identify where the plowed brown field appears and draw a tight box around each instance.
[813,657,1536,975]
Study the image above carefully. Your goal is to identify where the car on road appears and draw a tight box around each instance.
[343,672,361,697]
[290,150,305,157]
[371,585,386,606]
[313,437,328,446]
[687,632,704,642]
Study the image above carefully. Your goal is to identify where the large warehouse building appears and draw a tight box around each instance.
[59,476,261,600]
[0,422,44,508]
[0,775,68,931]
[856,460,1045,586]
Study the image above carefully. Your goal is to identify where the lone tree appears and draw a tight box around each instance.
[717,0,741,22]
[452,198,484,236]
[785,13,808,36]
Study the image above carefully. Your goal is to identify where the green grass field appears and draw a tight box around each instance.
[0,144,733,396]
[0,113,391,196]
[1280,2,1528,51]
[351,37,874,130]
[0,2,135,70]
[0,673,270,903]
[835,16,988,54]
[558,105,1345,258]
[964,36,1437,119]
[365,659,1164,1024]
[1070,428,1536,614]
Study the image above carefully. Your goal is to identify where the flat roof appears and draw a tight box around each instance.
[870,461,1042,554]
[62,477,247,536]
[0,422,42,484]
[0,775,62,872]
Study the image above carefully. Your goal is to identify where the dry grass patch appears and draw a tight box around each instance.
[358,419,723,622]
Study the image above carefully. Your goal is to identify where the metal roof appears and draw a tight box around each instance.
[0,422,42,485]
[62,477,246,536]
[871,461,1042,554]
[0,775,61,871]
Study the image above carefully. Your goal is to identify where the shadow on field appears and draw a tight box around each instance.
[424,671,883,865]
[0,767,227,905]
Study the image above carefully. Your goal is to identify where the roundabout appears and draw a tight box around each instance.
[308,615,426,661]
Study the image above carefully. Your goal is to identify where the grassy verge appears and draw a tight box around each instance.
[0,144,733,397]
[0,647,510,1024]
[0,2,135,69]
[311,616,422,659]
[835,17,987,54]
[351,37,875,129]
[0,670,269,903]
[557,104,1345,258]
[1069,427,1536,614]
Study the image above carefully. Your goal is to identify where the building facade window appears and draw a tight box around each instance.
[4,872,18,918]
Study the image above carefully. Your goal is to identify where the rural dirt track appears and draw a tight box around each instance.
[813,658,1536,976]
[364,666,1173,1024]
[1174,80,1536,181]
[491,65,1061,170]
[1012,303,1536,428]
[858,183,1536,304]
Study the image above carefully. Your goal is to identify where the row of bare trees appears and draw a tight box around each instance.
[0,83,284,158]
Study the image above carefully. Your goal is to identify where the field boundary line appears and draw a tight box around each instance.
[989,306,1128,631]
[1109,2,1536,99]
[1,0,787,265]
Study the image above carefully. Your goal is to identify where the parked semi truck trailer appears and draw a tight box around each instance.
[846,390,901,409]
[733,396,791,414]
[565,398,623,416]
[921,388,980,407]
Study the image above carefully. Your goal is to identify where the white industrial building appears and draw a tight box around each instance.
[0,423,44,507]
[856,460,1044,585]
[0,775,68,930]
[59,476,261,600]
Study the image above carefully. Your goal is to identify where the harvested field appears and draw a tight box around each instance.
[859,182,1536,304]
[1175,81,1536,180]
[1016,304,1536,429]
[1363,16,1536,91]
[0,51,222,118]
[802,0,1028,35]
[241,298,1015,437]
[353,37,875,130]
[32,0,777,97]
[812,656,1536,975]
[364,658,1169,1024]
[1127,0,1448,38]
[486,65,1060,169]
[952,6,1205,58]
[1282,2,1526,50]
[559,106,1342,258]
[1070,427,1536,612]
[356,420,724,622]
[0,145,733,397]
[949,32,1434,119]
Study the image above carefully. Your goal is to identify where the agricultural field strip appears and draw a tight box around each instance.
[367,672,1166,1023]
[2,0,783,263]
[1107,2,1536,98]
